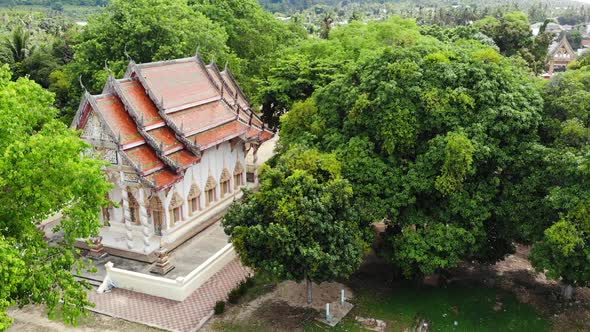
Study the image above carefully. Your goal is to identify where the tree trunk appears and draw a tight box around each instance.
[562,283,574,300]
[306,277,312,305]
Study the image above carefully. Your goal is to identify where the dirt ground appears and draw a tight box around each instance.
[449,245,590,331]
[203,281,353,332]
[7,306,161,332]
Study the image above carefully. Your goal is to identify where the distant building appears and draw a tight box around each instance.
[547,35,577,74]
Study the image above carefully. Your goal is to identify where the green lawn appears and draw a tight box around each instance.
[304,282,550,332]
[214,260,551,332]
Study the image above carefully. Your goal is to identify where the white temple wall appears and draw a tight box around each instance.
[104,140,246,237]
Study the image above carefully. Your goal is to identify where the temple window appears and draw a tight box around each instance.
[128,192,140,225]
[234,162,244,189]
[169,193,183,226]
[220,168,231,197]
[149,196,164,236]
[205,175,217,207]
[188,184,201,215]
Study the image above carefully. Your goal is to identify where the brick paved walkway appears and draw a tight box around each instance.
[88,259,250,332]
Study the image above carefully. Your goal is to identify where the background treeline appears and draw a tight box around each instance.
[0,0,107,6]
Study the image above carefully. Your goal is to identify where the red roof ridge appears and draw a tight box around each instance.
[109,76,200,172]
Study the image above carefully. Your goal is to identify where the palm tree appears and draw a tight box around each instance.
[1,26,35,64]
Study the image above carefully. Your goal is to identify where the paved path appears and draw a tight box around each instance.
[88,259,250,332]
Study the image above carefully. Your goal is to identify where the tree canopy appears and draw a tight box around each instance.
[0,65,111,329]
[529,67,590,289]
[222,147,367,302]
[277,17,546,277]
[69,0,230,94]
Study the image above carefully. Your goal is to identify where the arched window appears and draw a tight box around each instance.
[234,162,244,189]
[128,191,140,225]
[205,175,217,207]
[220,168,231,197]
[169,192,183,226]
[188,184,201,215]
[150,196,164,236]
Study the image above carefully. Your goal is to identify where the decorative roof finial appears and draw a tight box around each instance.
[104,59,113,76]
[124,43,133,62]
[224,61,229,72]
[210,55,215,65]
[78,75,87,92]
[195,44,201,58]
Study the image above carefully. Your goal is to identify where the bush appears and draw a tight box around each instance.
[227,288,241,304]
[227,276,255,304]
[214,301,225,315]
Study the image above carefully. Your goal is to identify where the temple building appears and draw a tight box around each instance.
[547,35,577,74]
[72,55,274,264]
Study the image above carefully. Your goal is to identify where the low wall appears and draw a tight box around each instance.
[98,244,236,301]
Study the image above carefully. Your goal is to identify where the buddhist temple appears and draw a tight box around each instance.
[72,55,274,263]
[547,35,577,74]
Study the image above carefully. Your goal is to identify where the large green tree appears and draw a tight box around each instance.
[257,17,422,128]
[190,0,306,95]
[529,68,590,298]
[222,147,367,303]
[279,20,545,278]
[69,0,229,95]
[0,65,111,329]
[473,11,550,73]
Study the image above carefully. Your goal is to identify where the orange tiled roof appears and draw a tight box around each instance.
[94,95,144,147]
[220,71,248,110]
[148,126,183,152]
[190,122,247,149]
[119,80,163,127]
[76,56,274,190]
[168,100,236,136]
[140,61,219,111]
[125,145,165,174]
[146,169,183,189]
[168,150,201,168]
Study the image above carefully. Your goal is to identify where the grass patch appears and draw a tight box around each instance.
[212,259,551,331]
[303,281,551,331]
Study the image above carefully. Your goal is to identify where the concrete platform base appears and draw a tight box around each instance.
[316,301,354,327]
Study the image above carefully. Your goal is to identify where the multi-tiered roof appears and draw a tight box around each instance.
[73,56,274,190]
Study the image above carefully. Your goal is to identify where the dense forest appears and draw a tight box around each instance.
[1,0,590,329]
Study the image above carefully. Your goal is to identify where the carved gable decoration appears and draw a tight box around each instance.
[83,112,112,142]
[550,36,576,61]
[234,161,244,175]
[170,192,183,209]
[205,175,217,190]
[188,184,201,198]
[220,168,231,182]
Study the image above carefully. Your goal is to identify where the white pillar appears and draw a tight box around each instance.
[253,145,260,185]
[138,189,150,254]
[120,177,134,249]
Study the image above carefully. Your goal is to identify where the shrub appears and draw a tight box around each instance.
[227,276,255,304]
[227,288,241,304]
[214,301,225,315]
